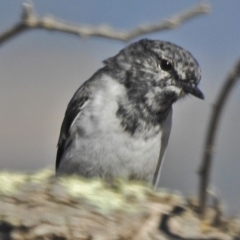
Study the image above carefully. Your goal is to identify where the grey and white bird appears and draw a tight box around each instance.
[56,39,204,186]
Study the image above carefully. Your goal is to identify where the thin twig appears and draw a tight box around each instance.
[0,23,28,45]
[198,58,240,216]
[0,2,210,46]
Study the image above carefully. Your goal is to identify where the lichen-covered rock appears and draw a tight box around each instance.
[0,169,238,240]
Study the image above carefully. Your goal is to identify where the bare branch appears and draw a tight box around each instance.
[0,23,28,45]
[198,58,240,216]
[0,2,210,46]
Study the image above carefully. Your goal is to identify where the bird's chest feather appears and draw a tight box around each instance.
[74,108,162,180]
[69,78,163,179]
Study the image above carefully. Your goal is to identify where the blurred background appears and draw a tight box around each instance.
[0,1,239,214]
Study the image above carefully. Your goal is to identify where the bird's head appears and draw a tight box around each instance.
[104,39,204,112]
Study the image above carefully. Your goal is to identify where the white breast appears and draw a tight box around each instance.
[58,75,167,182]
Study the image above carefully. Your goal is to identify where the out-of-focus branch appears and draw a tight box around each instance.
[199,58,240,216]
[0,2,210,46]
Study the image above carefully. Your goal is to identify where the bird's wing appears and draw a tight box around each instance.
[56,81,91,170]
[153,108,172,187]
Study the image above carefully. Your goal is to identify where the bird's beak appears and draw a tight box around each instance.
[181,82,204,100]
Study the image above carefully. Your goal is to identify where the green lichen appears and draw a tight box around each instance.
[30,168,53,183]
[0,169,53,195]
[0,171,27,195]
[0,169,184,215]
[58,176,152,214]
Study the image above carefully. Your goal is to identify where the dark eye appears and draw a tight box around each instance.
[160,59,172,72]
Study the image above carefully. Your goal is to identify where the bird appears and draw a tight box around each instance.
[56,39,204,186]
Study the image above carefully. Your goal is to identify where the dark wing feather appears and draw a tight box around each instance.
[56,81,91,170]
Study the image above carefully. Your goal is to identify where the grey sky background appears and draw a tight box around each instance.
[0,1,240,213]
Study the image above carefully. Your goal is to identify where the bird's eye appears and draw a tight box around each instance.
[160,59,172,72]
